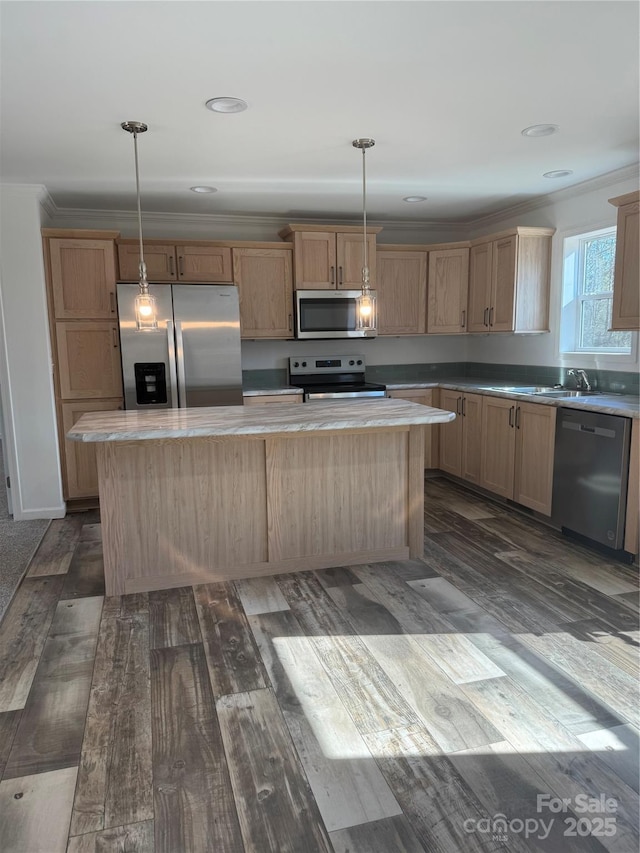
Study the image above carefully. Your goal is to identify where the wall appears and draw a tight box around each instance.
[0,185,65,519]
[467,170,639,374]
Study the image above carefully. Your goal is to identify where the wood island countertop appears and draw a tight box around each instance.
[68,397,456,442]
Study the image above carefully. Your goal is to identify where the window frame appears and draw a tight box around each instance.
[559,223,637,364]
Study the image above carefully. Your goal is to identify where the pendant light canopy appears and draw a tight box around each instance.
[352,138,377,332]
[121,121,157,331]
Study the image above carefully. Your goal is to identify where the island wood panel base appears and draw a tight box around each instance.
[96,426,424,595]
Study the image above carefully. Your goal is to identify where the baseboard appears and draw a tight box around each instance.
[12,503,66,521]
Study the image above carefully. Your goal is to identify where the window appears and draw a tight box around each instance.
[560,226,632,354]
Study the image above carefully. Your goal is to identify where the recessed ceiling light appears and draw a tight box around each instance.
[403,196,428,203]
[521,124,559,137]
[543,170,574,179]
[190,186,218,193]
[205,97,247,114]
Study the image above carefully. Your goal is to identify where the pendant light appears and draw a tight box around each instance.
[121,121,157,331]
[352,138,377,332]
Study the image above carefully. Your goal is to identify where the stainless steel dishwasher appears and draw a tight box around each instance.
[552,408,632,551]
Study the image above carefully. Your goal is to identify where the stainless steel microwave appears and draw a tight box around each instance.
[294,290,378,339]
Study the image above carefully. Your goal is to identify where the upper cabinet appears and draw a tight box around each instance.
[376,250,427,335]
[467,227,554,333]
[232,247,294,339]
[49,238,118,319]
[427,247,469,334]
[117,240,232,282]
[609,190,639,331]
[279,224,381,290]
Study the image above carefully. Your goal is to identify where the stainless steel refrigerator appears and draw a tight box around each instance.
[117,283,243,409]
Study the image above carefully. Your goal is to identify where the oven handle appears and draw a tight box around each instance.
[304,391,386,401]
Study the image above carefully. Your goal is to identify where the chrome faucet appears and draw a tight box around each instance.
[567,368,591,391]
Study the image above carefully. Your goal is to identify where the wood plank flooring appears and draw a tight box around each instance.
[0,476,638,852]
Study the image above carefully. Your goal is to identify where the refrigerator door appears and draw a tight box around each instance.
[117,283,178,410]
[172,285,243,407]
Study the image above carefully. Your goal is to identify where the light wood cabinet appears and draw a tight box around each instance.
[387,389,439,467]
[61,399,122,498]
[118,242,233,283]
[232,248,294,339]
[279,224,381,290]
[427,248,469,334]
[243,394,303,405]
[49,239,118,319]
[42,229,125,503]
[609,191,639,331]
[480,397,555,514]
[438,390,483,483]
[468,227,554,333]
[376,252,427,335]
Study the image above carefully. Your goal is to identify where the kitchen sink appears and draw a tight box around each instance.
[534,389,597,398]
[479,385,558,394]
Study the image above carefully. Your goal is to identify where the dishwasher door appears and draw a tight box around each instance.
[552,408,631,549]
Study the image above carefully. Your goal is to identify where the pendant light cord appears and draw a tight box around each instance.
[132,129,148,293]
[362,145,369,285]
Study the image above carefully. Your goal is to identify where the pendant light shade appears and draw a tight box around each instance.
[121,121,157,332]
[352,138,377,332]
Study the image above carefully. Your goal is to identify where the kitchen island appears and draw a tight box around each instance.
[68,398,455,595]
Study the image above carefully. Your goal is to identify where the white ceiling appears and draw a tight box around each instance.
[1,1,638,223]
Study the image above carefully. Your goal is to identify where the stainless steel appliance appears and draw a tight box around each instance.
[552,407,632,551]
[294,290,378,339]
[117,283,243,409]
[289,354,386,401]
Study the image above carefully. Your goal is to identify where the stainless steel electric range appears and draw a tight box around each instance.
[289,355,386,402]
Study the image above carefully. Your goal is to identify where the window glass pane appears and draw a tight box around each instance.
[580,298,632,349]
[582,234,616,295]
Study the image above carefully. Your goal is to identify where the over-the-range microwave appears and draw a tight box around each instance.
[294,290,378,339]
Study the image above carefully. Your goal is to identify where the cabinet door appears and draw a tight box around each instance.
[61,399,122,498]
[480,395,516,497]
[377,252,427,335]
[233,248,293,338]
[56,322,123,399]
[438,389,463,476]
[460,393,483,484]
[514,402,556,515]
[490,235,517,331]
[611,199,640,330]
[117,243,177,281]
[176,246,232,282]
[625,419,639,554]
[292,232,336,289]
[49,239,117,319]
[387,388,439,467]
[427,248,469,334]
[467,242,492,332]
[337,232,377,289]
[243,394,303,405]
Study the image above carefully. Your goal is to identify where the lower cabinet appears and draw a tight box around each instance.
[387,389,439,467]
[438,390,483,483]
[61,399,123,498]
[243,394,303,405]
[481,398,556,515]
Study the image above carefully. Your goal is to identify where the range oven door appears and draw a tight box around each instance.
[295,290,377,339]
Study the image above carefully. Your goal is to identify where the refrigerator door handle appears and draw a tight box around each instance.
[166,320,179,408]
[175,320,187,408]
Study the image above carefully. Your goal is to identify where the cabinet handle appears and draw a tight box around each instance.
[330,266,335,286]
[489,307,494,327]
[461,309,466,328]
[288,313,293,333]
[112,328,119,349]
[109,292,116,314]
[462,396,466,417]
[484,307,489,327]
[456,396,462,415]
[178,256,184,277]
[515,406,521,429]
[169,255,174,276]
[338,266,343,286]
[508,405,514,427]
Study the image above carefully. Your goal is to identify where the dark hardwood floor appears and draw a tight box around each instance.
[0,478,638,852]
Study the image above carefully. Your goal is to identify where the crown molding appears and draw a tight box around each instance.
[44,162,639,235]
[464,163,640,229]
